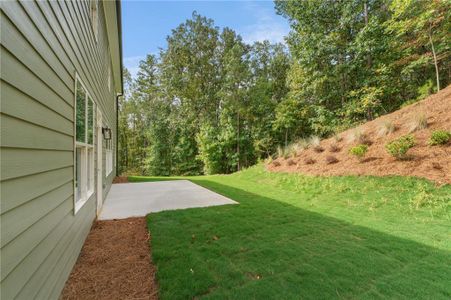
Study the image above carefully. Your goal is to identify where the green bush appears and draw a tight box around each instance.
[349,144,368,160]
[428,130,451,146]
[385,135,415,159]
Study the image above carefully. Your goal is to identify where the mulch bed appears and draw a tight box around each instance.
[113,176,129,184]
[268,86,451,185]
[61,218,158,300]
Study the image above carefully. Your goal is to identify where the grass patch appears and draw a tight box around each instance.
[138,166,450,299]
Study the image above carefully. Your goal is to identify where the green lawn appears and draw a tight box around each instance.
[130,166,451,299]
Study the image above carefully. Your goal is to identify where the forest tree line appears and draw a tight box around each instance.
[119,0,450,176]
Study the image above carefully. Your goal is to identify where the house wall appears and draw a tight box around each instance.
[0,1,118,299]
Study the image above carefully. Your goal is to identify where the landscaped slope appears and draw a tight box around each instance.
[135,166,450,299]
[267,86,451,184]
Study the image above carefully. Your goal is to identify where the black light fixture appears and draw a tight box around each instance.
[102,127,112,140]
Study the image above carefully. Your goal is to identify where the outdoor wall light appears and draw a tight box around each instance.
[102,127,112,140]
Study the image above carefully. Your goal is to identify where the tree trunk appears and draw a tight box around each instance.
[428,28,440,91]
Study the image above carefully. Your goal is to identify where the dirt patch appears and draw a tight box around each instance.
[61,218,158,300]
[267,85,451,184]
[113,176,129,184]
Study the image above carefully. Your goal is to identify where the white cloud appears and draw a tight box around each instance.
[240,1,289,44]
[123,55,145,78]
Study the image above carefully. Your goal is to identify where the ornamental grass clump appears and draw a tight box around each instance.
[277,146,284,159]
[298,138,310,150]
[329,143,341,153]
[378,120,396,137]
[333,134,343,143]
[304,157,316,165]
[409,114,427,132]
[325,155,339,164]
[385,134,415,160]
[349,144,368,161]
[286,159,296,166]
[428,130,451,146]
[310,136,324,152]
[350,129,372,145]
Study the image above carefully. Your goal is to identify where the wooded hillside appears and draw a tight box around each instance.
[119,0,450,176]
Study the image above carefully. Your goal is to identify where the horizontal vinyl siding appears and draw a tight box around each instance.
[0,1,118,299]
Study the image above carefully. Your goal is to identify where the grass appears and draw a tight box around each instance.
[129,166,451,299]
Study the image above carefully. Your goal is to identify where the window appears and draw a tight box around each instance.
[90,0,98,41]
[75,77,95,213]
[105,137,114,176]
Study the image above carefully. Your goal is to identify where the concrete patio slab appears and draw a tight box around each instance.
[99,180,237,220]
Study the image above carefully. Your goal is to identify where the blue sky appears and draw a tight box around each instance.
[122,0,290,77]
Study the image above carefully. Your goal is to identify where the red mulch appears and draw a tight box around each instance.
[113,176,129,184]
[267,85,451,185]
[61,218,158,300]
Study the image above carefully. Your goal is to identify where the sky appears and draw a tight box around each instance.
[122,0,290,77]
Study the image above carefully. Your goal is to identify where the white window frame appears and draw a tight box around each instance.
[105,137,114,176]
[74,75,96,214]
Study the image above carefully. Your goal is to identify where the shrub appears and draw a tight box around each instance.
[378,120,396,136]
[304,158,316,164]
[428,130,451,146]
[409,114,427,132]
[325,155,339,164]
[385,135,415,160]
[272,160,281,167]
[349,144,368,161]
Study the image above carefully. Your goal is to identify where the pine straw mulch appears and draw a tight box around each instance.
[112,176,129,184]
[267,85,451,185]
[61,218,158,300]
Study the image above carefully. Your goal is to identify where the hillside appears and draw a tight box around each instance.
[267,86,451,184]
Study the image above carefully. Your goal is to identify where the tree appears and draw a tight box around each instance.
[159,12,221,175]
[387,0,450,92]
[217,29,250,171]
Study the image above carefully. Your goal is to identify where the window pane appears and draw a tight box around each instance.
[87,97,94,144]
[87,148,94,192]
[76,147,82,201]
[76,81,86,142]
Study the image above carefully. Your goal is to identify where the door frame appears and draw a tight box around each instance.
[96,107,103,216]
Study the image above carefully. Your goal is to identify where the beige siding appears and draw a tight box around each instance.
[0,1,118,299]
